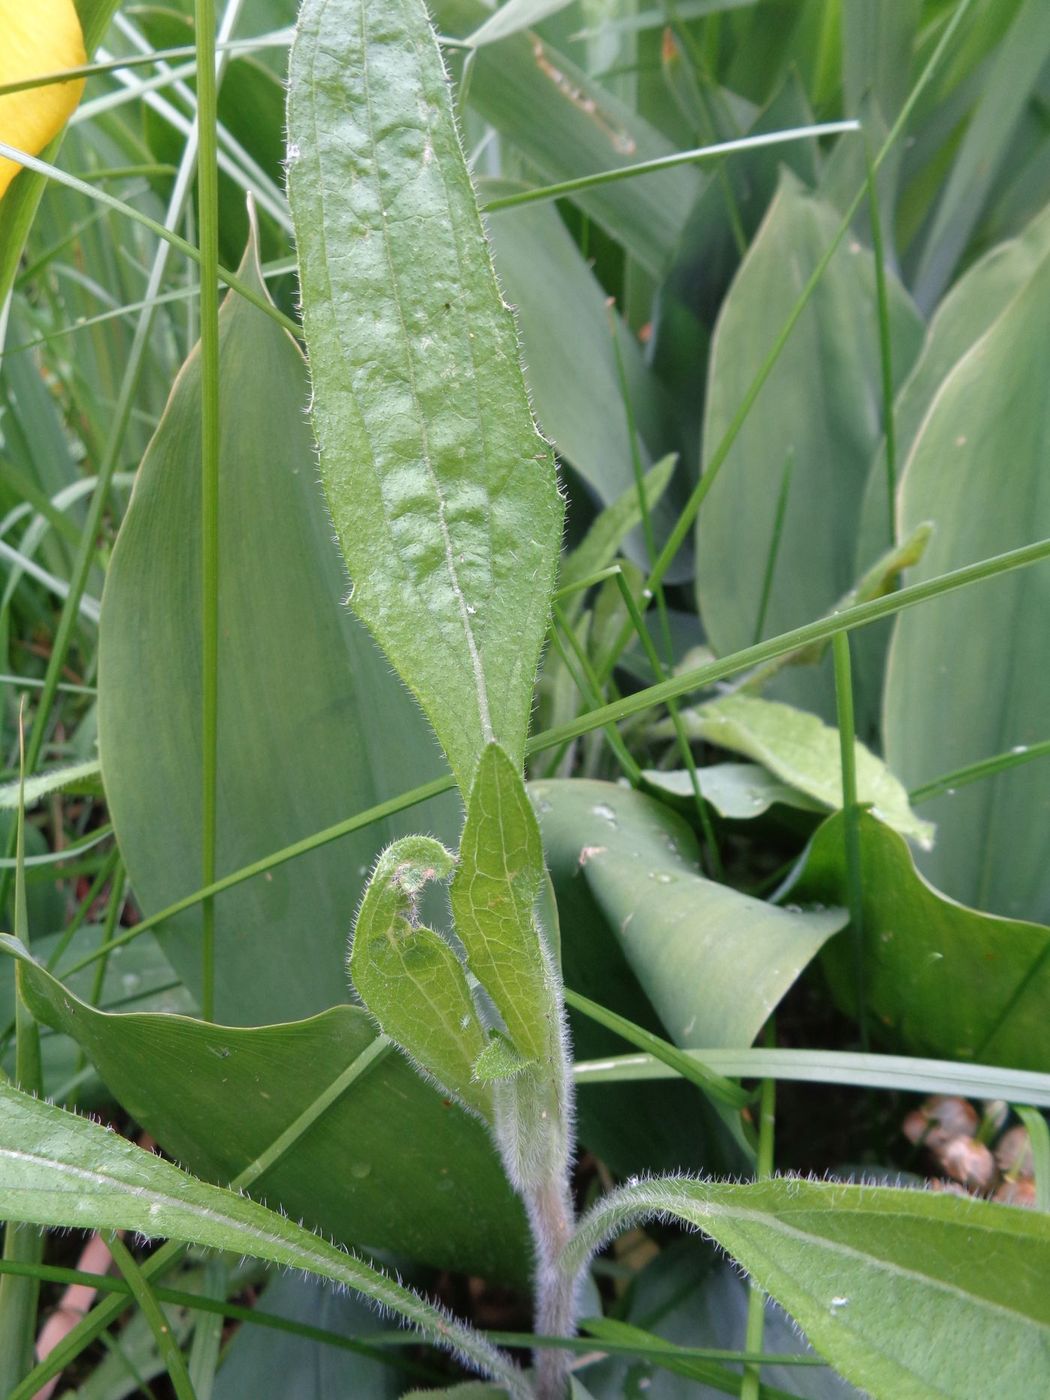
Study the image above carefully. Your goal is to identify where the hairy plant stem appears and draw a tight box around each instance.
[527,1173,578,1398]
[491,949,579,1398]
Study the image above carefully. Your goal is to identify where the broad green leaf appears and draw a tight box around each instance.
[97,226,457,1025]
[6,939,528,1280]
[451,744,557,1065]
[858,200,1050,576]
[697,170,923,715]
[433,0,700,276]
[565,1176,1050,1400]
[853,202,1050,737]
[532,779,845,1048]
[484,187,676,559]
[792,811,1050,1070]
[349,837,492,1122]
[0,1082,528,1399]
[0,757,99,810]
[661,694,932,847]
[287,0,563,792]
[884,245,1050,921]
[861,198,1050,571]
[641,762,822,820]
[910,0,1050,310]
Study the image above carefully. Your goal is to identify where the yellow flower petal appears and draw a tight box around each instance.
[0,0,87,201]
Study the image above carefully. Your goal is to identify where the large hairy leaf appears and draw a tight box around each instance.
[287,0,562,791]
[884,246,1050,921]
[7,937,528,1281]
[566,1176,1050,1400]
[97,230,457,1025]
[0,1081,527,1397]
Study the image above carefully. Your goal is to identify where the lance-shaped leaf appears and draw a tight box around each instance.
[287,0,563,792]
[451,744,557,1066]
[563,1176,1050,1400]
[349,837,491,1122]
[0,1082,528,1399]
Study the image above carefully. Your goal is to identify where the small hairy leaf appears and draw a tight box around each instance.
[0,1083,526,1397]
[288,0,563,792]
[349,838,491,1121]
[451,745,558,1065]
[473,1034,531,1084]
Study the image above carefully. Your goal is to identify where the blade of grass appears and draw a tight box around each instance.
[581,1317,800,1399]
[610,568,724,878]
[5,256,297,356]
[833,632,868,1051]
[480,122,860,211]
[194,0,222,1024]
[1014,1108,1050,1212]
[107,1234,197,1400]
[573,1047,1050,1106]
[909,738,1050,804]
[866,142,898,550]
[186,1258,225,1400]
[0,1261,440,1382]
[0,706,43,1394]
[563,986,751,1109]
[0,34,294,101]
[550,603,643,783]
[752,451,793,645]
